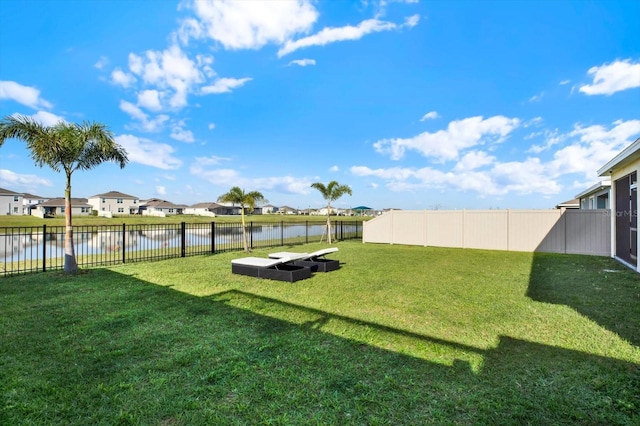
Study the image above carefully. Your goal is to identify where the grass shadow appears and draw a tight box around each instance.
[527,252,640,347]
[2,268,638,424]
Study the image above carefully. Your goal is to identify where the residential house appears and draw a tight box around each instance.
[261,204,279,214]
[139,198,185,217]
[597,137,640,272]
[33,198,92,218]
[22,193,49,215]
[0,187,23,215]
[185,202,222,217]
[278,205,298,215]
[88,191,140,215]
[554,199,580,209]
[575,180,611,209]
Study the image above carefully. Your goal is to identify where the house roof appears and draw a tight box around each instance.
[38,198,91,207]
[141,198,182,208]
[0,187,22,196]
[279,205,296,210]
[574,180,611,199]
[598,137,640,176]
[22,193,47,200]
[555,198,580,209]
[89,190,138,199]
[190,202,224,209]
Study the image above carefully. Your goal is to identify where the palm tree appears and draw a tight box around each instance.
[0,115,128,273]
[217,186,267,252]
[311,180,352,244]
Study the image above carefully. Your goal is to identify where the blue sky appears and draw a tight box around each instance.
[1,0,639,211]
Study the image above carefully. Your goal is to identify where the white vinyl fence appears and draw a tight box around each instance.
[363,209,611,256]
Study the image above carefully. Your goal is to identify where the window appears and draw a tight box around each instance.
[13,207,18,213]
[133,199,137,204]
[13,196,19,202]
[117,198,123,204]
[61,207,65,213]
[81,207,90,213]
[169,209,174,213]
[102,198,106,203]
[102,207,106,211]
[118,207,124,213]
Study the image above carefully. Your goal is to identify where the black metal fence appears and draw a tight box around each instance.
[0,221,362,276]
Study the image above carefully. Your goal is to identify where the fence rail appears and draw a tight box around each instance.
[1,220,362,276]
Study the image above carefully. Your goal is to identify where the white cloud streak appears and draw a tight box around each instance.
[0,81,52,109]
[184,0,318,50]
[115,134,182,170]
[288,59,316,67]
[374,115,520,161]
[579,58,640,95]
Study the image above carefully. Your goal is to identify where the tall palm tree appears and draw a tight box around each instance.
[0,115,128,273]
[311,180,352,244]
[217,186,267,252]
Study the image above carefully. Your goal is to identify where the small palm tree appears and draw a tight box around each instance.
[217,186,267,252]
[0,115,128,273]
[311,180,352,244]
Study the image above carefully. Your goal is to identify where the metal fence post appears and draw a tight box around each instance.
[211,221,215,254]
[122,223,126,264]
[305,221,309,244]
[42,224,47,272]
[281,221,284,246]
[250,222,253,249]
[181,222,186,257]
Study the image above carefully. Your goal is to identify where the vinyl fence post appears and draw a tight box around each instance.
[42,224,47,272]
[122,223,126,264]
[181,222,186,257]
[211,221,215,254]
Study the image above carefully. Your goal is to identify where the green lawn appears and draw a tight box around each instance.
[1,242,639,425]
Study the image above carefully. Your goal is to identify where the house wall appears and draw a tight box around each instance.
[609,160,640,271]
[0,194,23,215]
[88,197,139,214]
[363,209,611,256]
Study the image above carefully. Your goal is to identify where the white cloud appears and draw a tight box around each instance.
[404,14,420,27]
[527,129,565,154]
[190,157,312,194]
[111,68,137,88]
[201,77,252,94]
[184,0,318,50]
[115,134,182,170]
[127,44,207,108]
[420,111,439,121]
[22,110,66,127]
[278,18,403,57]
[119,100,169,132]
[170,125,195,143]
[453,151,495,172]
[559,79,570,85]
[208,123,216,130]
[579,58,640,95]
[0,81,52,109]
[137,90,163,111]
[288,59,316,67]
[94,56,109,69]
[374,115,520,161]
[0,169,53,190]
[329,165,339,172]
[354,119,640,198]
[155,186,167,195]
[528,92,544,102]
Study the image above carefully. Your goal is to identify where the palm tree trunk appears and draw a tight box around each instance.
[326,203,332,244]
[64,173,78,273]
[240,207,249,252]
